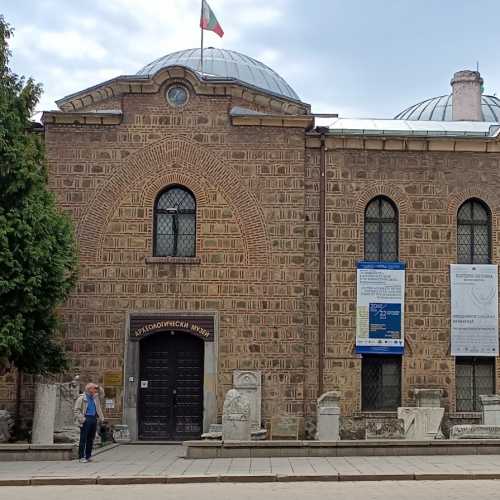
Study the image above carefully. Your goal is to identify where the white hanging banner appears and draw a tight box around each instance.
[450,264,498,356]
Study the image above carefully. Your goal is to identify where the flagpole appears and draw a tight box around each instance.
[200,0,204,78]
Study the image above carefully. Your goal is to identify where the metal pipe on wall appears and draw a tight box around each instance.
[318,128,328,397]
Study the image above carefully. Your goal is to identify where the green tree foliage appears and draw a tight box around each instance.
[0,16,77,374]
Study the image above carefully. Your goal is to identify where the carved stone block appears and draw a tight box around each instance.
[480,394,500,426]
[397,407,444,440]
[233,370,261,431]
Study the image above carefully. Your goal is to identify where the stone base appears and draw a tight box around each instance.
[450,424,500,439]
[53,426,80,444]
[202,428,268,441]
[184,439,500,459]
[0,444,76,461]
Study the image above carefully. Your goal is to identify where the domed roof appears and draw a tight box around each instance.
[137,47,300,101]
[395,94,500,121]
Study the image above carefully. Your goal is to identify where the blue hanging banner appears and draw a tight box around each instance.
[355,261,405,355]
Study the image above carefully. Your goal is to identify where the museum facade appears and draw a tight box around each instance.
[4,47,500,439]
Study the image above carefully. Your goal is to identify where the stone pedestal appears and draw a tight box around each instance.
[397,407,444,440]
[32,383,58,445]
[222,389,251,441]
[480,395,500,425]
[316,391,340,441]
[415,389,442,407]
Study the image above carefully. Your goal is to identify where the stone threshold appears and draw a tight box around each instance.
[4,472,500,487]
[183,439,500,459]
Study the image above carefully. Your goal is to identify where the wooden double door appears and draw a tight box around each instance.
[138,332,204,440]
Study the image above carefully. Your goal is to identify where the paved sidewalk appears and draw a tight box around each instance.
[2,444,500,485]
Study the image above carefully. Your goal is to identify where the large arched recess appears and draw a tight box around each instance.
[77,137,270,267]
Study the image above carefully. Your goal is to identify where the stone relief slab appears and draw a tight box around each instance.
[233,370,261,431]
[222,389,251,441]
[450,424,500,439]
[365,419,404,440]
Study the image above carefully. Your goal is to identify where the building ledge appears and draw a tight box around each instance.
[145,256,201,265]
[42,110,122,126]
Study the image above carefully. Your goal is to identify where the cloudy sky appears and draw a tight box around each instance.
[3,0,500,118]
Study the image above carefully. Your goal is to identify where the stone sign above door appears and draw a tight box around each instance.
[130,314,215,342]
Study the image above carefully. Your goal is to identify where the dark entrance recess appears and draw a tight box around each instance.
[139,331,204,440]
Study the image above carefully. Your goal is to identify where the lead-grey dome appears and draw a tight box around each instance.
[395,94,500,121]
[137,47,300,101]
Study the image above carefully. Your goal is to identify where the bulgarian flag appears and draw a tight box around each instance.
[200,0,224,38]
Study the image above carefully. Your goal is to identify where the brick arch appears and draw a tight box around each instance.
[139,172,210,211]
[78,138,269,266]
[448,186,498,218]
[448,187,499,262]
[355,184,409,216]
[351,184,408,262]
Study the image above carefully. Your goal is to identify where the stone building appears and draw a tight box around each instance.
[2,48,500,439]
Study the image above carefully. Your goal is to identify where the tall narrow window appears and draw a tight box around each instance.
[457,199,491,264]
[364,196,398,261]
[154,186,196,257]
[362,356,402,411]
[456,357,495,412]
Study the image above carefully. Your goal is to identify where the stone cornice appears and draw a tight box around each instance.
[306,134,500,153]
[231,114,314,129]
[41,111,122,126]
[55,66,310,116]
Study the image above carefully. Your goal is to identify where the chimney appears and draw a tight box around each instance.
[451,70,483,121]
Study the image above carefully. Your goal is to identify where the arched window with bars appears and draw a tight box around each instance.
[457,199,491,264]
[364,196,398,262]
[153,186,196,257]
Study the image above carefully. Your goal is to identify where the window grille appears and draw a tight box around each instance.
[456,357,495,412]
[457,199,491,264]
[154,186,196,257]
[362,356,401,411]
[364,196,398,261]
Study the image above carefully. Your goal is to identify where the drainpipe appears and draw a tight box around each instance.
[317,127,328,397]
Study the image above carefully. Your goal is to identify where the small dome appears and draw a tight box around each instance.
[137,47,300,101]
[395,94,500,121]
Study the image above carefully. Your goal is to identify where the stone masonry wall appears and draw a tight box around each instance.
[0,83,308,429]
[304,146,500,428]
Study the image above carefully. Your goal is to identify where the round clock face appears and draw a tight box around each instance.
[166,85,189,107]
